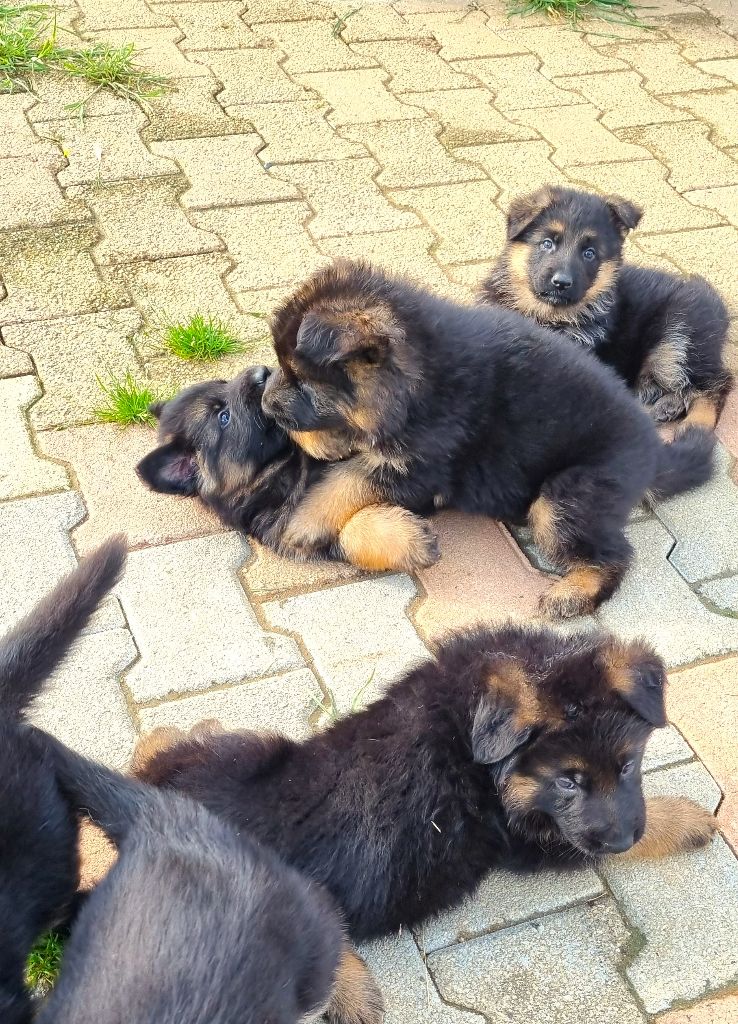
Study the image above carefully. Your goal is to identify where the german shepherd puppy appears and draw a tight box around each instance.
[133,624,716,943]
[260,260,715,617]
[481,185,733,429]
[136,365,440,574]
[0,537,125,1024]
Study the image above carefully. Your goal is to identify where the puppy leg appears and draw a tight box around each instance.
[678,393,721,432]
[339,505,439,572]
[616,797,717,860]
[129,725,187,775]
[325,945,384,1024]
[283,461,379,559]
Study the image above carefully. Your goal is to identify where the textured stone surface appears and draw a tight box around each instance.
[299,69,426,125]
[351,39,475,92]
[660,994,738,1024]
[685,185,738,228]
[257,20,377,73]
[76,0,170,31]
[670,90,738,148]
[555,70,693,130]
[387,181,504,263]
[699,574,738,613]
[0,377,70,498]
[403,10,525,60]
[606,41,730,93]
[139,75,251,142]
[53,112,177,186]
[635,227,738,316]
[223,99,366,163]
[501,25,627,77]
[0,154,89,231]
[644,725,695,773]
[0,344,33,378]
[118,534,303,701]
[157,1,257,49]
[512,104,651,168]
[83,27,210,79]
[192,49,304,105]
[459,55,583,111]
[623,122,738,192]
[401,87,537,147]
[460,140,568,206]
[242,542,364,599]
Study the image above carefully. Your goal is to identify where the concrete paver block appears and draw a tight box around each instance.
[52,112,178,186]
[240,0,333,23]
[4,309,141,430]
[635,227,738,316]
[670,90,738,149]
[191,49,304,104]
[0,377,70,499]
[351,39,476,92]
[428,901,643,1024]
[118,534,303,702]
[242,542,364,599]
[139,668,321,741]
[1,94,57,156]
[460,140,568,207]
[402,88,538,147]
[0,155,90,231]
[151,134,299,209]
[458,55,584,111]
[662,12,738,60]
[696,57,738,85]
[596,519,738,667]
[512,104,651,168]
[622,122,738,193]
[40,424,225,556]
[699,575,738,614]
[0,344,34,378]
[644,725,695,772]
[25,73,128,122]
[139,75,253,143]
[76,0,170,30]
[605,41,731,93]
[83,27,210,78]
[342,6,431,43]
[660,994,738,1024]
[299,69,426,125]
[555,70,693,131]
[602,762,736,1014]
[257,20,378,73]
[501,25,628,77]
[263,574,429,713]
[157,1,258,49]
[685,185,738,227]
[403,10,528,59]
[222,99,366,163]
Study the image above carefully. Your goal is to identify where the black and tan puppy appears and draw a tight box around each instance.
[32,734,380,1024]
[0,537,125,1024]
[481,185,733,429]
[260,260,714,617]
[133,624,716,943]
[136,365,439,574]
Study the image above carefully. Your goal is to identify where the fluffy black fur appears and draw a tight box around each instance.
[481,185,733,427]
[0,537,126,1024]
[133,624,715,943]
[260,260,715,615]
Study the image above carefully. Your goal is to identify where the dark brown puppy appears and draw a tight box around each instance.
[260,260,714,617]
[481,185,733,429]
[136,366,439,575]
[133,624,716,943]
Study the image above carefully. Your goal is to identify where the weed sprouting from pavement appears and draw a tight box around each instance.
[26,931,65,996]
[162,313,245,362]
[507,0,650,27]
[94,370,163,427]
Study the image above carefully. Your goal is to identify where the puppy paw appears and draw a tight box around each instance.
[407,517,441,571]
[620,797,717,860]
[130,725,186,774]
[339,506,439,574]
[538,583,594,620]
[325,948,384,1024]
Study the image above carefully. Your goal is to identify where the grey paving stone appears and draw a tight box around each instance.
[418,867,604,954]
[596,519,738,667]
[602,762,736,1013]
[360,931,484,1024]
[428,901,644,1024]
[0,343,33,378]
[654,444,738,583]
[30,628,137,769]
[117,534,303,702]
[263,575,430,713]
[644,724,695,772]
[699,574,738,614]
[0,376,69,498]
[138,668,321,741]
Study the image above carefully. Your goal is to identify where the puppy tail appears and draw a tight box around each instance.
[647,426,716,503]
[0,536,127,718]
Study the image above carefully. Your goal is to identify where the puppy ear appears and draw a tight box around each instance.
[605,195,643,235]
[148,401,166,420]
[471,661,544,764]
[136,442,199,496]
[600,639,667,727]
[506,186,554,241]
[295,305,402,366]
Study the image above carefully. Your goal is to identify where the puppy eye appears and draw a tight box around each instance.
[540,238,555,251]
[555,776,578,793]
[218,408,231,428]
[620,760,635,777]
[583,247,596,261]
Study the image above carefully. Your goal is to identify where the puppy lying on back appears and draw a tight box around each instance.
[0,537,125,1024]
[133,624,716,943]
[137,365,439,574]
[481,185,733,429]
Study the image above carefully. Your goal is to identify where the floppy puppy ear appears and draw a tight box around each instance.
[471,661,544,764]
[506,186,555,241]
[605,195,643,235]
[600,639,667,727]
[136,442,199,496]
[148,400,166,420]
[295,305,402,366]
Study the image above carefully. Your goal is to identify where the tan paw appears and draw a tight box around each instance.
[324,947,384,1024]
[130,725,186,774]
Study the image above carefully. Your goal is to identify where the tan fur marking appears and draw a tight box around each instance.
[505,246,618,325]
[600,639,649,700]
[503,773,541,814]
[617,797,717,860]
[681,394,720,431]
[539,564,619,619]
[289,429,355,462]
[129,726,186,775]
[640,331,690,394]
[339,505,439,572]
[284,460,378,552]
[528,495,561,560]
[547,220,566,234]
[325,946,384,1024]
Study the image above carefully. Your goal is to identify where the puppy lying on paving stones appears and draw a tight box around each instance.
[133,623,717,944]
[0,537,125,1024]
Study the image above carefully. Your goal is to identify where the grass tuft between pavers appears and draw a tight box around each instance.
[94,370,166,427]
[25,930,65,997]
[162,313,245,362]
[507,0,651,28]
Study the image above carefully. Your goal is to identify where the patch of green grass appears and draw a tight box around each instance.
[163,313,245,362]
[94,370,163,427]
[26,931,65,996]
[507,0,650,27]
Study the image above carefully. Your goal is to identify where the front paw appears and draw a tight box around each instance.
[538,581,595,620]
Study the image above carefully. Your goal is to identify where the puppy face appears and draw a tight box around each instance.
[136,366,290,500]
[503,186,642,320]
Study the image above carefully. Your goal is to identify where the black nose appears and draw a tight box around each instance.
[596,832,634,854]
[551,272,573,291]
[250,366,271,388]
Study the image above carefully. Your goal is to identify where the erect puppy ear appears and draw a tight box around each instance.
[295,304,403,367]
[136,442,199,496]
[600,639,667,727]
[471,661,545,764]
[605,195,643,235]
[506,186,555,241]
[148,400,166,420]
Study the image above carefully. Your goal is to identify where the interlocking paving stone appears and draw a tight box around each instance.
[52,112,177,186]
[419,867,604,954]
[242,542,364,599]
[69,178,222,265]
[78,821,117,891]
[1,94,56,155]
[350,39,476,92]
[157,1,258,49]
[596,519,738,667]
[401,88,538,147]
[635,227,738,315]
[263,575,430,713]
[25,73,128,121]
[387,180,503,263]
[602,762,736,1014]
[30,628,138,769]
[118,534,303,702]
[75,0,171,30]
[150,134,299,209]
[256,20,378,73]
[699,574,738,613]
[570,161,722,232]
[190,49,305,104]
[460,140,568,206]
[660,993,738,1024]
[0,344,33,378]
[511,104,651,167]
[622,122,738,192]
[662,12,738,60]
[555,70,694,130]
[342,6,428,43]
[644,725,695,772]
[670,91,738,149]
[654,444,738,582]
[697,57,738,84]
[0,154,89,231]
[458,55,584,111]
[361,932,484,1024]
[403,10,527,59]
[340,120,486,188]
[499,25,628,77]
[0,225,129,326]
[428,901,643,1024]
[139,668,321,741]
[139,75,253,142]
[4,309,141,430]
[82,27,210,78]
[240,0,333,22]
[0,377,70,499]
[605,41,732,93]
[668,658,738,848]
[222,99,366,163]
[40,424,225,556]
[195,202,328,290]
[299,69,427,125]
[688,183,738,227]
[275,158,419,237]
